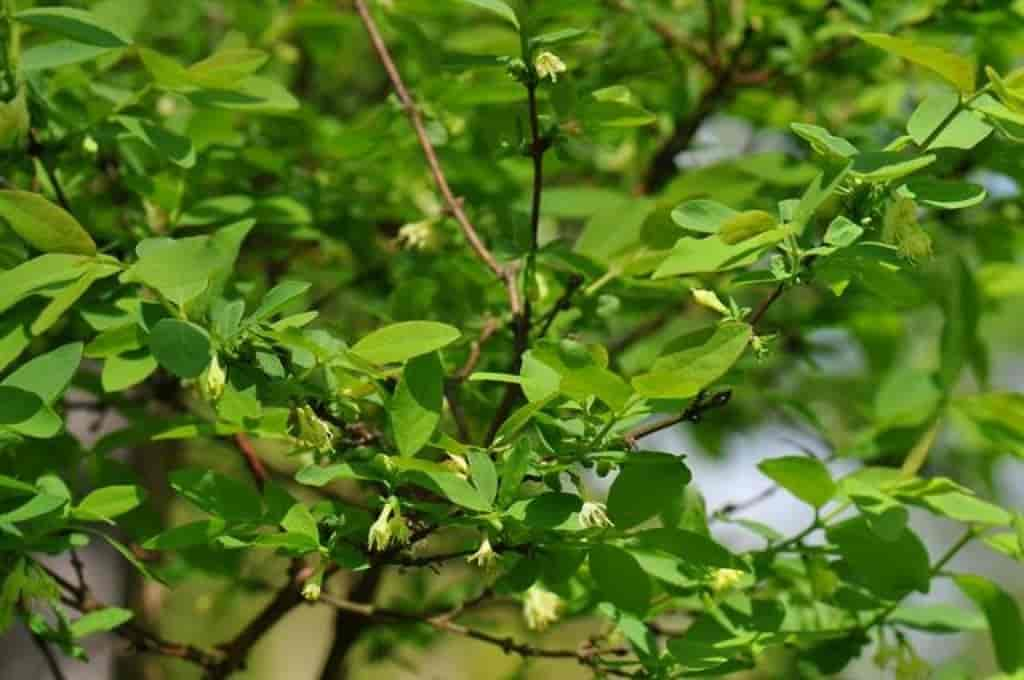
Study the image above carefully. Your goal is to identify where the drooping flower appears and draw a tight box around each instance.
[466,534,498,570]
[523,585,562,631]
[578,501,613,529]
[534,51,567,82]
[295,405,335,453]
[397,219,437,251]
[301,563,325,602]
[367,503,395,552]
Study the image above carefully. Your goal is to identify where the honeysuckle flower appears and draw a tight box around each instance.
[199,355,226,402]
[691,288,729,316]
[82,135,99,155]
[301,564,325,602]
[709,567,744,594]
[388,511,411,547]
[523,585,562,631]
[446,453,469,477]
[368,503,395,552]
[397,219,437,251]
[0,89,29,150]
[466,534,498,570]
[295,404,334,453]
[578,501,613,529]
[534,51,567,82]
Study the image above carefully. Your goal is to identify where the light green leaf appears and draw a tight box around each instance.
[860,33,975,94]
[148,319,212,379]
[851,150,936,182]
[31,263,119,336]
[908,89,960,145]
[653,228,789,278]
[16,7,132,48]
[670,199,737,234]
[0,493,66,523]
[187,48,269,88]
[927,110,993,150]
[827,516,931,599]
[102,351,157,393]
[395,459,491,511]
[920,491,1011,526]
[69,608,134,639]
[73,485,147,522]
[889,604,986,633]
[21,40,115,71]
[0,254,93,314]
[901,178,986,209]
[758,456,836,508]
[113,116,195,168]
[956,574,1024,672]
[246,280,310,326]
[499,438,532,507]
[632,323,751,399]
[790,123,859,158]
[281,503,320,545]
[459,0,520,29]
[350,321,460,365]
[0,190,96,255]
[2,342,82,404]
[390,352,444,456]
[468,450,498,506]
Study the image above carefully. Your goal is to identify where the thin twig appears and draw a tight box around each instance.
[749,282,785,327]
[351,0,518,315]
[536,274,584,339]
[623,389,732,449]
[26,622,68,680]
[232,433,269,492]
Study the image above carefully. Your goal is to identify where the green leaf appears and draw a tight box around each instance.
[0,386,43,426]
[824,216,863,247]
[889,604,987,633]
[397,461,491,512]
[69,608,134,639]
[589,545,651,614]
[901,178,986,209]
[31,263,119,336]
[468,450,498,506]
[956,574,1024,672]
[245,280,310,326]
[670,199,737,234]
[459,0,519,29]
[851,150,936,183]
[920,491,1011,526]
[790,123,859,158]
[189,76,300,112]
[390,352,444,456]
[719,210,779,245]
[148,319,212,379]
[142,519,226,550]
[607,451,692,529]
[187,48,269,88]
[350,321,460,365]
[15,7,132,48]
[498,438,532,507]
[21,40,116,71]
[280,503,320,545]
[859,33,975,94]
[113,116,196,169]
[827,516,931,599]
[908,89,960,145]
[0,254,94,314]
[101,351,158,393]
[0,190,96,255]
[652,229,789,278]
[2,342,82,404]
[757,456,835,508]
[926,110,992,150]
[169,468,263,523]
[0,493,66,523]
[72,485,146,522]
[632,323,751,400]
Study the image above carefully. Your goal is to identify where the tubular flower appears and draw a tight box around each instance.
[523,585,562,631]
[534,51,567,82]
[367,503,395,552]
[466,534,498,570]
[578,501,613,529]
[397,219,438,251]
[295,404,334,453]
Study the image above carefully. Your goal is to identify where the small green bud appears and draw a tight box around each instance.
[691,289,730,316]
[199,355,226,402]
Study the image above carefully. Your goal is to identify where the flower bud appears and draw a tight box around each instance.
[534,51,567,82]
[691,289,729,316]
[199,355,226,402]
[710,567,744,594]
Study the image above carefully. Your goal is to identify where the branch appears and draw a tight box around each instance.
[748,282,785,327]
[318,568,384,680]
[351,0,520,317]
[623,389,732,449]
[25,622,68,680]
[317,593,635,676]
[232,433,269,492]
[536,273,584,339]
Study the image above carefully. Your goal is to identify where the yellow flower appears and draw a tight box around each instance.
[534,51,567,82]
[691,289,729,316]
[710,567,744,594]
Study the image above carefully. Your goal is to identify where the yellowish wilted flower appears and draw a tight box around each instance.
[534,51,567,82]
[523,585,562,631]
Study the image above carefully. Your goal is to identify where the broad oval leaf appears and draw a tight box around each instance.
[758,456,836,508]
[148,319,212,379]
[350,321,460,365]
[860,32,975,94]
[15,7,132,48]
[632,323,752,400]
[589,545,651,614]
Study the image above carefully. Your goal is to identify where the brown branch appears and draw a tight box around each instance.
[749,282,784,327]
[623,389,732,449]
[24,619,68,680]
[454,317,500,382]
[318,568,384,680]
[351,0,520,318]
[536,273,584,339]
[232,433,269,492]
[317,593,635,676]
